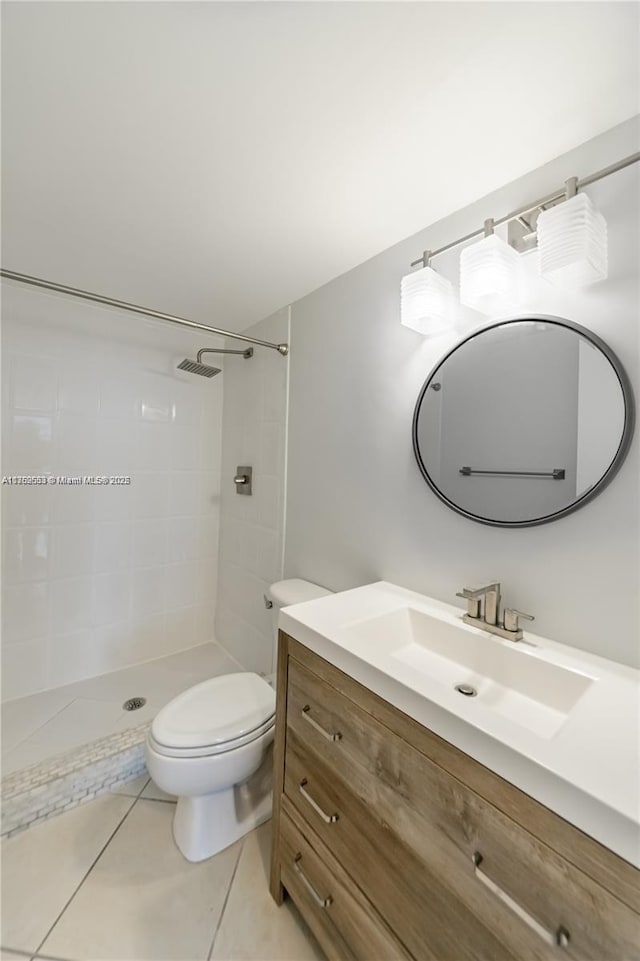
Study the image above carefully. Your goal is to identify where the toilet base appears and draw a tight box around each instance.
[172,762,273,862]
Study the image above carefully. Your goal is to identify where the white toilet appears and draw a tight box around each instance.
[145,578,331,862]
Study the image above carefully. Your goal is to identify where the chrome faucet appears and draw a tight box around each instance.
[456,582,534,641]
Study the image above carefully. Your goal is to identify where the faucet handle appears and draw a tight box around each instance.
[456,590,482,619]
[503,608,535,633]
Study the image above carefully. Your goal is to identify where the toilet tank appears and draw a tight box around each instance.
[267,578,332,673]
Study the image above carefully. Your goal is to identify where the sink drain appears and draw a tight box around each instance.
[123,697,147,711]
[454,684,477,697]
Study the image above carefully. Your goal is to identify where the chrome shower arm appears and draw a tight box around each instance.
[197,347,253,360]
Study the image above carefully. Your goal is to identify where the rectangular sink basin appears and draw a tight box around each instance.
[341,607,595,739]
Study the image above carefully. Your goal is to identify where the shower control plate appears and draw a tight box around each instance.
[234,466,253,495]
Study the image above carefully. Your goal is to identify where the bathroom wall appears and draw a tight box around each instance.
[214,308,289,675]
[284,117,640,668]
[1,282,224,700]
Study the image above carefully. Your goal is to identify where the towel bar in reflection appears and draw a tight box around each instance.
[459,467,566,480]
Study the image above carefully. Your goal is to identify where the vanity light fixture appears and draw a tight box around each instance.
[537,178,608,288]
[459,219,522,315]
[401,151,637,323]
[400,250,456,336]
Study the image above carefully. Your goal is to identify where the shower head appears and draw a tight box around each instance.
[177,358,221,378]
[177,344,253,377]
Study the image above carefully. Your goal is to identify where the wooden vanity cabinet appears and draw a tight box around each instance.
[270,631,640,961]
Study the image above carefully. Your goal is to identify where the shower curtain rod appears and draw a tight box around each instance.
[0,269,290,356]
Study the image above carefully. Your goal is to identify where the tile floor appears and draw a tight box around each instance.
[1,776,323,961]
[1,643,243,776]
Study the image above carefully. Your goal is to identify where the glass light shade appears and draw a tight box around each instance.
[400,265,455,336]
[537,193,607,287]
[459,234,523,314]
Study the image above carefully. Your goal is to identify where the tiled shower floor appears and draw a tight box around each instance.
[1,643,243,776]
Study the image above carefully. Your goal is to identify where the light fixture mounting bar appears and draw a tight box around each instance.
[410,151,640,267]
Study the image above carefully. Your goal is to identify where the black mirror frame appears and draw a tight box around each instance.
[412,315,636,528]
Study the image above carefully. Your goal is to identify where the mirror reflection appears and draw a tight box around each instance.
[413,317,633,526]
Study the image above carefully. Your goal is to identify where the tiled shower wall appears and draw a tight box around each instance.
[215,308,289,676]
[1,282,224,700]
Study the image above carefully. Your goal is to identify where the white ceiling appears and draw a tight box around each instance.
[2,2,638,332]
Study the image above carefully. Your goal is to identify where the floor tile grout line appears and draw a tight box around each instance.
[137,777,151,796]
[32,795,140,958]
[206,838,245,961]
[31,954,77,961]
[111,776,151,799]
[31,952,77,961]
[1,941,76,961]
[27,697,132,753]
[33,951,78,961]
[116,794,176,804]
[2,696,76,756]
[4,696,131,772]
[115,775,177,804]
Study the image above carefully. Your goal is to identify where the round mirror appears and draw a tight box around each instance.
[412,316,634,527]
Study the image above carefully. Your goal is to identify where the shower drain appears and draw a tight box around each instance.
[454,683,477,697]
[122,697,147,712]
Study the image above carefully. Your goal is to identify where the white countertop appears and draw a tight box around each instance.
[279,581,640,867]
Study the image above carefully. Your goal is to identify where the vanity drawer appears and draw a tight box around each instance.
[286,655,640,961]
[284,735,523,961]
[279,806,411,961]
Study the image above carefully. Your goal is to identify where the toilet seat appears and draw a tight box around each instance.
[150,672,275,757]
[149,714,275,758]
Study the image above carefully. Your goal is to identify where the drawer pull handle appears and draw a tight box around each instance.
[299,778,339,823]
[301,705,342,742]
[473,853,570,948]
[294,854,333,908]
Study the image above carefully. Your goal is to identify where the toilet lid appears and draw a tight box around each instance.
[148,714,275,758]
[151,673,275,751]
